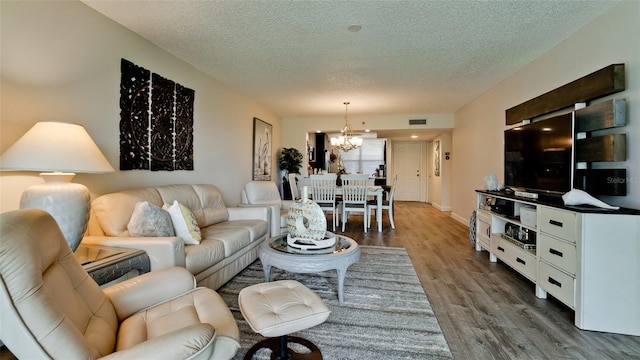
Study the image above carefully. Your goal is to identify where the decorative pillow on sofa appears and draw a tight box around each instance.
[127,201,175,237]
[164,200,202,245]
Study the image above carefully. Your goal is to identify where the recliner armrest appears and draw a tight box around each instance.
[104,267,196,321]
[98,323,215,360]
[81,235,185,270]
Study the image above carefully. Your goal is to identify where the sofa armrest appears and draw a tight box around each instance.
[99,323,215,360]
[282,200,295,210]
[81,236,185,270]
[227,206,270,222]
[104,267,196,321]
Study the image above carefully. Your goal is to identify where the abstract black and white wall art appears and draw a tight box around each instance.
[120,59,194,171]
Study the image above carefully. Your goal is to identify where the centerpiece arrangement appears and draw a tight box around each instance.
[286,186,336,250]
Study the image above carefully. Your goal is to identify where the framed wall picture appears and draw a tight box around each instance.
[434,140,441,177]
[253,117,272,181]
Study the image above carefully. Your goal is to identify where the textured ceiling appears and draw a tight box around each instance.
[83,0,617,119]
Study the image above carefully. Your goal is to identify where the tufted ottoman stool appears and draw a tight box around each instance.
[238,280,331,360]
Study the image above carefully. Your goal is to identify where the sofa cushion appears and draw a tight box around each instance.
[184,238,225,275]
[156,184,229,228]
[213,220,269,243]
[202,225,251,258]
[92,188,164,236]
[127,201,174,237]
[89,184,232,237]
[164,200,202,245]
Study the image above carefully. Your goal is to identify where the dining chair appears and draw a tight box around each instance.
[289,173,301,200]
[340,174,370,232]
[368,174,398,229]
[310,173,340,231]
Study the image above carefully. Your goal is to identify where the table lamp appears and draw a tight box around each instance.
[0,121,114,251]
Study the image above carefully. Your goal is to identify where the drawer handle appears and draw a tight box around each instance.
[486,226,491,237]
[549,219,563,228]
[516,257,526,265]
[549,248,563,257]
[497,246,505,252]
[548,277,562,288]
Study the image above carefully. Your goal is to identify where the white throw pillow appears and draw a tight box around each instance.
[164,200,202,245]
[127,201,175,237]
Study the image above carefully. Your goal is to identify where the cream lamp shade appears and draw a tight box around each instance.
[0,121,114,251]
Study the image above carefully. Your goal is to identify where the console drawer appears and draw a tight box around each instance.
[477,218,491,239]
[539,234,576,275]
[539,261,575,308]
[492,237,536,281]
[477,235,490,250]
[477,209,491,223]
[539,206,576,242]
[476,211,491,250]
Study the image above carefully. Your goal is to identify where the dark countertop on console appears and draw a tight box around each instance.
[476,189,640,215]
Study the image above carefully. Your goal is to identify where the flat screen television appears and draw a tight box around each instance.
[504,114,573,195]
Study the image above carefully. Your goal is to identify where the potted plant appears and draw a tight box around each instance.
[278,148,303,200]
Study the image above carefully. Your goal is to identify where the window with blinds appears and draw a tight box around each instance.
[340,138,386,175]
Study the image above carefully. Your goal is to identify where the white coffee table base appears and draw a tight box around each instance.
[259,236,360,303]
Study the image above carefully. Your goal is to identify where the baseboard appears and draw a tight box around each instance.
[451,212,468,226]
[431,202,452,212]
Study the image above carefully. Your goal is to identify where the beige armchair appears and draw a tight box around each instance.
[0,209,240,360]
[241,181,294,236]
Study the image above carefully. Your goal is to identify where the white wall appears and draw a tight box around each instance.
[451,1,640,224]
[0,1,281,212]
[428,133,453,211]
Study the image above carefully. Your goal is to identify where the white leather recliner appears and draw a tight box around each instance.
[240,181,294,236]
[0,209,240,360]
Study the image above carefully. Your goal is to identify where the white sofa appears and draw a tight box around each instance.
[83,184,269,290]
[240,181,294,236]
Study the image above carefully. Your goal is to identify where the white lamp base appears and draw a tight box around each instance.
[19,173,90,252]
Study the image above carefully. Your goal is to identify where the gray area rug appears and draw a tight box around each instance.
[217,245,453,360]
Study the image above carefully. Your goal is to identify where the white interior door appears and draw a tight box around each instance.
[392,141,423,201]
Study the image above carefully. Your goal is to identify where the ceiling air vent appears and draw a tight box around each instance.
[409,119,427,125]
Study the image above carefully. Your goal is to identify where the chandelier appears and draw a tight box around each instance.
[330,101,362,152]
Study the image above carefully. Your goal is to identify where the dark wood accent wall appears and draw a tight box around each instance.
[573,98,628,195]
[505,64,625,125]
[575,134,626,162]
[574,98,626,132]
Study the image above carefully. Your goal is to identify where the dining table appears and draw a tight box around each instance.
[306,184,384,232]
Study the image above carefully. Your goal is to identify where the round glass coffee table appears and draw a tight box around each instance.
[259,234,360,303]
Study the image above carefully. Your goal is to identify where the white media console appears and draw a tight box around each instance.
[475,190,640,336]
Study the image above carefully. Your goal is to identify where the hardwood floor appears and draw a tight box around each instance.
[3,201,638,359]
[342,201,640,360]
